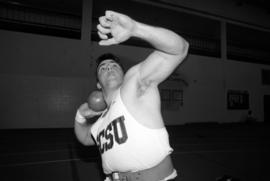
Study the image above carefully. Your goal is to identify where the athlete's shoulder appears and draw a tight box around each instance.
[123,64,140,80]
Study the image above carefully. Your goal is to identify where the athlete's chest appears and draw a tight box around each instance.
[96,102,129,154]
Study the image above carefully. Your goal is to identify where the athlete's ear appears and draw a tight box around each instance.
[97,82,102,90]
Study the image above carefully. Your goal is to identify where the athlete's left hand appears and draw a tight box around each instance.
[97,10,136,46]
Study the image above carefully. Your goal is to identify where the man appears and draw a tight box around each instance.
[74,10,189,181]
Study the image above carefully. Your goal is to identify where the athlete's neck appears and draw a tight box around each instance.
[102,87,119,106]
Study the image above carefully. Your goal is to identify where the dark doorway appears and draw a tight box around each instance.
[264,95,270,123]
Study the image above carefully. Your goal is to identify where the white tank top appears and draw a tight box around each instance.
[90,89,173,174]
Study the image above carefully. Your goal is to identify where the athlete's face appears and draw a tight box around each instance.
[97,59,124,89]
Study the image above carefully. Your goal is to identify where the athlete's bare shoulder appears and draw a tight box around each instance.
[120,65,164,128]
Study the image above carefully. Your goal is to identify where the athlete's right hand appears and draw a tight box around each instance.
[78,102,103,119]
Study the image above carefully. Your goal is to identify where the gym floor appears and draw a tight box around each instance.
[0,122,269,181]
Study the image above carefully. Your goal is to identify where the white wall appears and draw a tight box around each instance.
[0,0,270,128]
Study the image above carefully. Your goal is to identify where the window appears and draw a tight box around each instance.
[227,23,270,65]
[0,0,82,39]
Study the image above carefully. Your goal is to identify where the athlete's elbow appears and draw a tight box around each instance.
[77,136,95,146]
[74,130,94,146]
[179,39,189,58]
[82,140,95,146]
